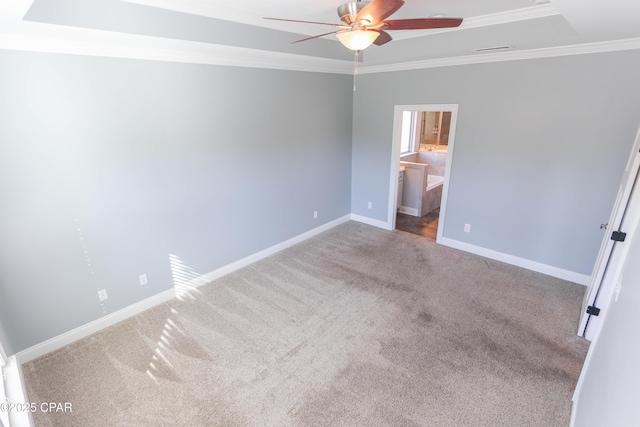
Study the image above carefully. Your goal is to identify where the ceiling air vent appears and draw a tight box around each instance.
[472,45,515,53]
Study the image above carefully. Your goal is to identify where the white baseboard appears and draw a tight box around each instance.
[198,215,351,284]
[440,237,590,285]
[569,391,579,427]
[16,215,351,364]
[398,206,418,216]
[18,288,177,364]
[349,213,588,285]
[350,214,393,230]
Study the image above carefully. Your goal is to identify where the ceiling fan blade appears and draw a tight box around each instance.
[356,0,405,26]
[373,30,393,46]
[382,18,463,30]
[263,17,343,28]
[291,30,340,44]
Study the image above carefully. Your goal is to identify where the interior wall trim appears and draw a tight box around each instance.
[15,214,351,364]
[440,236,591,285]
[0,21,352,74]
[197,214,352,285]
[1,15,639,75]
[119,1,560,42]
[350,214,393,231]
[398,206,419,217]
[17,288,177,364]
[350,212,589,284]
[358,37,640,74]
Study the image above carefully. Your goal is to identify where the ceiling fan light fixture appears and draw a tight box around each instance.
[336,29,379,51]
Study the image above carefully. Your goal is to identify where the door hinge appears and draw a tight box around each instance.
[586,305,601,316]
[611,231,627,242]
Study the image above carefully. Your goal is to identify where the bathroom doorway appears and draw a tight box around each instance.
[387,104,458,243]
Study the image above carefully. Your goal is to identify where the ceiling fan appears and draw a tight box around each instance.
[265,0,463,52]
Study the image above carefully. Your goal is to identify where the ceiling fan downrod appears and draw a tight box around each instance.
[337,1,370,25]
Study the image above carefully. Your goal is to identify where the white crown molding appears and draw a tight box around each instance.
[122,0,264,25]
[464,3,559,27]
[390,3,560,41]
[1,5,639,76]
[121,0,323,36]
[0,18,353,74]
[358,37,640,74]
[120,0,560,40]
[0,0,35,19]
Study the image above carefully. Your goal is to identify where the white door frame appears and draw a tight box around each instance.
[387,104,459,242]
[578,126,640,340]
[0,342,6,368]
[0,338,8,427]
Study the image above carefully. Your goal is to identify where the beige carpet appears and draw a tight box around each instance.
[23,221,589,426]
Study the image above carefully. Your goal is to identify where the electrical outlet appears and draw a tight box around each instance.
[313,211,318,219]
[139,273,148,286]
[98,289,108,301]
[464,224,471,233]
[367,202,373,209]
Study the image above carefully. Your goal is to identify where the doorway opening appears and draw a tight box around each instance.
[387,105,458,243]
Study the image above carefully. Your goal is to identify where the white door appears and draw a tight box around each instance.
[578,126,640,339]
[571,174,640,426]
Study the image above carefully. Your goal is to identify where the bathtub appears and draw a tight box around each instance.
[426,175,444,191]
[398,157,444,217]
[423,175,444,215]
[401,151,447,176]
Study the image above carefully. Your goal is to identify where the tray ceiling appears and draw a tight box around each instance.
[1,0,639,74]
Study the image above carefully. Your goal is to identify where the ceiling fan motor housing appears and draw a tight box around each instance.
[268,0,460,48]
[337,1,370,25]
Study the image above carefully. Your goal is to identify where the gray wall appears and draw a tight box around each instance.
[352,50,640,274]
[0,50,353,354]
